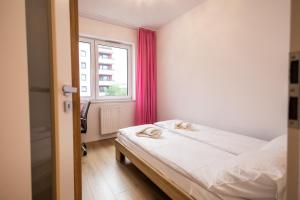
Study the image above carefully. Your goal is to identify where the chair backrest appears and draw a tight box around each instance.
[80,101,91,120]
[80,101,91,134]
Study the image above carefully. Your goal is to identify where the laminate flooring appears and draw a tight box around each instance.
[82,139,171,200]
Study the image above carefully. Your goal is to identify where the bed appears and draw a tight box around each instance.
[115,120,287,200]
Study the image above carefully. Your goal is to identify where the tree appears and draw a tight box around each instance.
[105,84,127,96]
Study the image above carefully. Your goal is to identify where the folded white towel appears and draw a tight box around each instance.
[173,121,192,129]
[136,127,162,139]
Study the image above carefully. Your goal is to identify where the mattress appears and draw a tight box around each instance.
[118,124,268,200]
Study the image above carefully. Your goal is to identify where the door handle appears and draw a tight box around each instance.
[62,85,78,96]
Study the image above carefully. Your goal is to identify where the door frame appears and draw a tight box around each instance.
[69,0,82,199]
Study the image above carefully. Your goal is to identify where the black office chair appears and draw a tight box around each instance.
[80,101,91,156]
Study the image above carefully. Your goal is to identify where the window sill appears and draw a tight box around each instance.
[89,99,136,104]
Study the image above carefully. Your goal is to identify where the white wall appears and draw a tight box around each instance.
[83,102,135,142]
[157,0,290,140]
[79,17,136,142]
[0,1,32,199]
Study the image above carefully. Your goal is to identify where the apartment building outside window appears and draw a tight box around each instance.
[78,41,91,97]
[100,64,111,70]
[79,37,133,100]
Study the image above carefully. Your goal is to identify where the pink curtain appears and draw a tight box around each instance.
[135,28,157,125]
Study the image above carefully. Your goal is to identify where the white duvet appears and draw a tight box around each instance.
[119,125,235,200]
[155,120,267,155]
[118,123,286,200]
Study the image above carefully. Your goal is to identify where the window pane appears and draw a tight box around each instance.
[97,44,128,97]
[81,86,87,92]
[80,50,86,57]
[81,74,86,81]
[79,42,91,97]
[80,62,86,69]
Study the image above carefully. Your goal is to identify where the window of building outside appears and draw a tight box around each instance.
[81,74,86,81]
[78,41,91,97]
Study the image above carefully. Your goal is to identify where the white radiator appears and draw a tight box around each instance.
[99,106,120,135]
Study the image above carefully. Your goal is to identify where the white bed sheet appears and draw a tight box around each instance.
[117,134,224,200]
[155,120,267,155]
[118,125,247,200]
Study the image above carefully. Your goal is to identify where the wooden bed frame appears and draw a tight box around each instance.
[115,139,195,200]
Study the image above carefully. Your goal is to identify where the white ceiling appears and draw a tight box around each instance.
[78,0,203,30]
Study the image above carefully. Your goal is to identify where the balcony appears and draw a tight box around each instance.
[99,80,114,86]
[98,58,114,65]
[98,48,113,54]
[99,69,114,75]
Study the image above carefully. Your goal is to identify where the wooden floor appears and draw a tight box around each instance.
[82,139,171,200]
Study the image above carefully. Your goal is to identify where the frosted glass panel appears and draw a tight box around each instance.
[26,0,53,199]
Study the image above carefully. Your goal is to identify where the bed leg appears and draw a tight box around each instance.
[116,148,125,163]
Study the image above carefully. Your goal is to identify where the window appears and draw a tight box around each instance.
[81,74,86,81]
[99,86,108,93]
[81,86,87,92]
[100,75,111,81]
[100,64,111,70]
[100,53,110,59]
[79,37,133,100]
[80,50,86,57]
[81,62,86,69]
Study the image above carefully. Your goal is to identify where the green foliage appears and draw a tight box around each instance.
[105,84,127,96]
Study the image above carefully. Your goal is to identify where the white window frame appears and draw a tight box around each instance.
[79,36,133,101]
